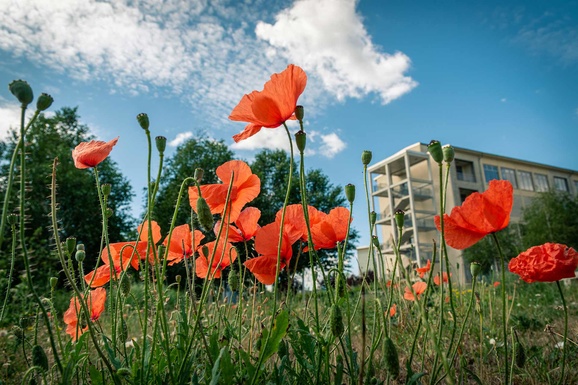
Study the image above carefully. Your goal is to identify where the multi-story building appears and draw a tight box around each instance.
[356,142,578,283]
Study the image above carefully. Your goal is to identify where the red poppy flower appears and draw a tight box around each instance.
[508,243,578,283]
[276,204,326,243]
[164,224,204,266]
[72,137,119,169]
[63,287,106,341]
[434,180,513,250]
[404,281,427,301]
[416,260,431,278]
[195,238,238,279]
[309,207,351,250]
[229,64,307,142]
[389,303,397,318]
[188,160,260,224]
[433,272,451,286]
[215,207,261,243]
[493,281,500,288]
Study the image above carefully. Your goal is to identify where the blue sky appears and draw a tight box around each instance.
[1,0,577,264]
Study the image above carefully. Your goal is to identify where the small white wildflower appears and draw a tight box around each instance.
[555,342,564,349]
[489,338,496,346]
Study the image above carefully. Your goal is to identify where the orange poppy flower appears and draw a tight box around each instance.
[434,180,513,250]
[244,221,302,285]
[404,281,427,301]
[216,207,261,243]
[188,160,260,224]
[433,272,451,286]
[508,243,578,283]
[164,224,204,266]
[63,287,106,341]
[72,137,119,169]
[389,303,397,318]
[309,207,351,250]
[195,238,238,279]
[277,204,326,242]
[229,64,307,142]
[416,260,431,278]
[493,281,501,288]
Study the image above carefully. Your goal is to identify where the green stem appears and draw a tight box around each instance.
[555,281,568,385]
[491,232,509,385]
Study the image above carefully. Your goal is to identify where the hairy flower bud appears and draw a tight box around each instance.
[330,304,344,337]
[66,237,76,256]
[427,140,443,164]
[155,136,167,154]
[442,144,455,163]
[384,337,400,379]
[295,105,304,121]
[295,130,306,153]
[370,211,376,226]
[120,276,131,296]
[136,113,149,131]
[50,277,58,290]
[36,93,53,111]
[157,245,166,260]
[197,197,214,232]
[9,80,33,107]
[101,183,111,198]
[361,150,372,166]
[106,207,114,218]
[31,345,49,372]
[228,269,240,292]
[344,183,355,204]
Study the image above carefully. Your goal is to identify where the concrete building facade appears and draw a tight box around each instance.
[357,142,578,283]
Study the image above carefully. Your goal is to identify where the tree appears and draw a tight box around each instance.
[0,107,134,288]
[462,227,522,277]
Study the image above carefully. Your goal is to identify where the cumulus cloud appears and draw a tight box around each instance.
[318,132,346,158]
[169,131,194,147]
[256,0,417,104]
[0,98,26,140]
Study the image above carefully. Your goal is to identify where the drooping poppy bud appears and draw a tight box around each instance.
[361,150,372,166]
[394,209,405,228]
[9,79,33,107]
[175,275,182,284]
[120,276,131,296]
[155,136,167,154]
[197,197,214,232]
[442,144,455,163]
[106,207,114,218]
[36,93,53,111]
[427,140,443,164]
[136,113,149,131]
[295,105,304,121]
[344,183,355,204]
[228,269,240,292]
[31,345,49,372]
[295,130,306,153]
[383,337,400,379]
[330,304,344,337]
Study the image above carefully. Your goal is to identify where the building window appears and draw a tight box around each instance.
[501,167,517,189]
[554,176,569,192]
[483,164,499,183]
[517,171,534,191]
[459,188,478,204]
[534,174,549,192]
[455,159,476,183]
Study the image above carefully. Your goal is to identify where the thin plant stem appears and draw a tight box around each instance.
[555,281,568,385]
[491,232,509,385]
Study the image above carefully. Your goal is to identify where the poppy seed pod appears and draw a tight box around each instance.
[442,144,455,163]
[361,150,372,166]
[394,209,405,228]
[295,105,304,121]
[50,277,58,290]
[175,275,182,284]
[9,79,33,107]
[66,237,77,256]
[344,183,355,204]
[7,213,18,226]
[197,197,214,232]
[136,113,149,131]
[75,249,86,263]
[36,93,53,111]
[155,136,167,154]
[295,130,306,153]
[470,262,481,278]
[371,236,380,249]
[427,140,443,164]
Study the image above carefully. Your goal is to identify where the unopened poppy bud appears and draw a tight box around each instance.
[194,168,204,182]
[371,236,380,249]
[344,183,355,204]
[7,213,18,226]
[442,144,455,163]
[66,237,76,256]
[31,345,49,372]
[101,183,111,198]
[106,207,114,218]
[228,269,239,292]
[384,337,400,379]
[155,136,167,154]
[36,93,53,111]
[11,325,24,341]
[137,113,149,131]
[175,275,182,284]
[120,276,131,296]
[295,105,304,121]
[470,262,481,278]
[50,277,58,290]
[117,367,131,377]
[361,150,372,166]
[370,211,376,226]
[394,209,405,228]
[427,140,443,164]
[9,79,33,107]
[196,197,214,232]
[75,249,86,263]
[330,304,344,337]
[295,130,306,153]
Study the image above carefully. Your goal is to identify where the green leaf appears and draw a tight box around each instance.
[260,310,290,362]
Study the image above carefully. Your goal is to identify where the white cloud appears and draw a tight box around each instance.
[255,0,417,104]
[0,98,26,140]
[169,131,193,147]
[230,127,292,153]
[318,132,346,158]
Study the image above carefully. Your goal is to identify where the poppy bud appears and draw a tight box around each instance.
[383,337,400,379]
[427,140,443,164]
[295,130,306,153]
[7,213,18,226]
[31,345,49,371]
[330,304,344,337]
[36,93,53,111]
[120,276,131,296]
[106,207,114,218]
[196,197,214,232]
[9,79,33,107]
[394,209,405,228]
[66,237,76,256]
[344,183,355,204]
[371,236,380,249]
[361,150,372,166]
[137,113,149,131]
[194,168,204,183]
[101,183,111,198]
[119,319,128,343]
[470,262,481,278]
[175,275,182,284]
[228,269,240,292]
[370,211,376,226]
[442,144,455,163]
[117,367,131,378]
[50,277,58,290]
[295,105,304,121]
[11,325,24,341]
[155,136,167,154]
[75,249,86,263]
[157,245,166,260]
